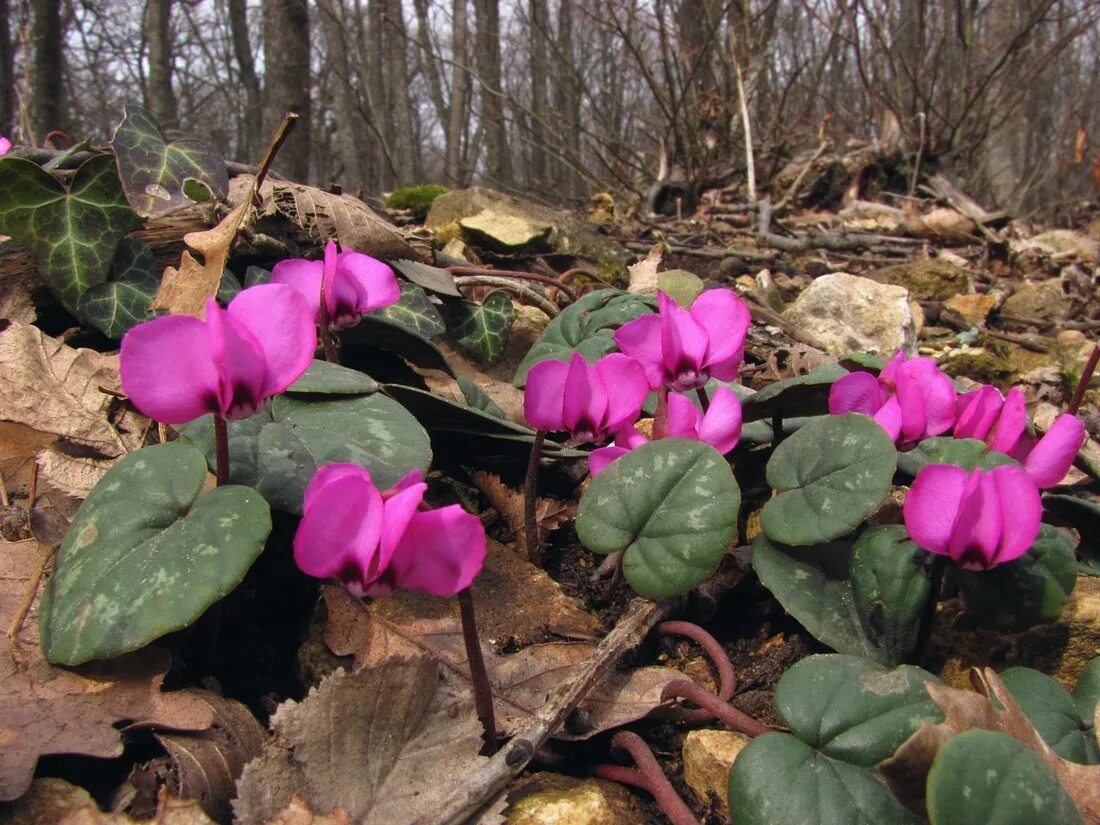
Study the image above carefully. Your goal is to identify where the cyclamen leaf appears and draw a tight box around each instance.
[39,443,271,665]
[1000,666,1099,764]
[896,436,1019,477]
[111,104,228,218]
[447,290,515,363]
[370,281,446,338]
[740,363,847,423]
[75,238,160,338]
[0,155,140,312]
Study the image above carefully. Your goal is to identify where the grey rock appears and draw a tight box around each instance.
[784,272,917,355]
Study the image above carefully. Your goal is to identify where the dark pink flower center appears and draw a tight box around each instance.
[669,364,705,392]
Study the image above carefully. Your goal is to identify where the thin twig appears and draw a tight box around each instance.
[452,276,560,318]
[447,265,577,303]
[413,598,668,825]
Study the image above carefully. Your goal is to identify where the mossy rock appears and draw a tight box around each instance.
[942,348,1016,386]
[385,184,449,218]
[866,260,971,301]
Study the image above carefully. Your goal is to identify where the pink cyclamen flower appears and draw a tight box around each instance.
[613,289,751,392]
[588,387,744,475]
[828,351,956,445]
[954,384,1085,488]
[904,463,1041,570]
[294,464,487,597]
[120,283,315,424]
[524,351,648,443]
[271,239,400,330]
[0,136,10,155]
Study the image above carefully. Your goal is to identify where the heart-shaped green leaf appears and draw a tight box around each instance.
[657,269,704,306]
[850,525,932,665]
[776,654,942,767]
[1075,657,1100,728]
[180,391,431,514]
[576,438,739,599]
[75,238,160,338]
[897,436,1019,477]
[1000,666,1099,764]
[1043,494,1100,575]
[0,154,140,311]
[952,524,1078,632]
[728,733,922,825]
[286,359,379,395]
[38,443,271,665]
[111,105,228,218]
[741,364,848,423]
[926,730,1083,825]
[752,536,885,661]
[370,281,446,338]
[513,289,655,386]
[446,291,515,363]
[761,413,897,545]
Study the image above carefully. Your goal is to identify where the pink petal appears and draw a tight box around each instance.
[1025,413,1085,488]
[947,470,1002,569]
[690,289,750,374]
[0,136,10,155]
[987,466,1041,564]
[829,372,884,416]
[904,464,969,554]
[206,300,268,418]
[667,391,703,439]
[988,387,1027,453]
[953,386,1003,441]
[613,314,664,389]
[322,241,338,316]
[906,360,957,437]
[562,353,607,439]
[388,505,487,595]
[227,284,317,398]
[658,291,709,387]
[696,386,742,454]
[588,444,631,477]
[293,468,384,593]
[523,357,570,430]
[302,463,373,513]
[873,395,904,442]
[378,479,427,568]
[120,314,219,424]
[878,351,906,384]
[339,250,401,312]
[594,353,648,432]
[893,368,929,443]
[270,257,324,321]
[389,468,425,494]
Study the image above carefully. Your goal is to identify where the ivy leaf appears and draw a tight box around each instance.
[75,238,161,338]
[370,281,446,338]
[952,524,1078,632]
[0,154,140,312]
[39,443,271,665]
[513,289,655,386]
[446,291,515,363]
[111,104,228,218]
[576,439,740,599]
[761,413,897,546]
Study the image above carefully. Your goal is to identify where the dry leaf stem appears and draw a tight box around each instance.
[446,265,578,304]
[414,597,668,825]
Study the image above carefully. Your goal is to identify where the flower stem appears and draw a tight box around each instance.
[653,387,669,439]
[316,285,339,363]
[213,415,230,487]
[1068,343,1099,415]
[594,732,698,825]
[457,587,497,753]
[660,679,771,737]
[695,386,710,412]
[525,430,546,566]
[911,554,947,667]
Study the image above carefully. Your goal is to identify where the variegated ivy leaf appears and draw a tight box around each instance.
[76,238,161,338]
[370,281,446,338]
[447,290,515,363]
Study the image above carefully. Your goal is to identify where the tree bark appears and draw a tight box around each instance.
[383,0,417,183]
[143,0,178,129]
[31,0,64,141]
[474,0,510,185]
[262,0,311,182]
[553,0,582,196]
[227,0,262,161]
[446,0,471,185]
[317,0,366,190]
[0,0,13,136]
[528,0,549,185]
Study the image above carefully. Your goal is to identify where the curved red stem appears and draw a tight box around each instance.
[661,678,771,738]
[657,620,735,724]
[592,731,698,825]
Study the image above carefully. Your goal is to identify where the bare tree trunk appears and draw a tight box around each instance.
[383,0,417,183]
[0,0,12,136]
[412,0,446,130]
[366,0,392,189]
[30,0,63,141]
[446,0,471,184]
[227,0,262,161]
[528,0,549,185]
[554,0,582,196]
[143,0,178,129]
[475,0,510,185]
[263,0,311,182]
[317,0,366,190]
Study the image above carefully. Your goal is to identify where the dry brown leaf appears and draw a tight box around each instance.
[0,538,215,802]
[321,543,680,739]
[879,668,1100,820]
[0,244,38,324]
[226,176,432,263]
[471,473,575,556]
[0,323,144,456]
[627,244,662,294]
[234,655,487,825]
[152,691,267,822]
[151,199,250,318]
[262,795,352,825]
[903,206,977,243]
[1074,127,1088,165]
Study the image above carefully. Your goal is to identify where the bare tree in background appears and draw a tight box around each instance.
[475,0,510,186]
[263,0,311,181]
[143,0,177,128]
[0,0,13,136]
[31,0,63,140]
[227,0,262,160]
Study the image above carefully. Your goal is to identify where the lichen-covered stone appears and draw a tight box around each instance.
[683,729,751,818]
[783,272,917,355]
[867,260,971,301]
[506,773,647,825]
[1001,279,1071,322]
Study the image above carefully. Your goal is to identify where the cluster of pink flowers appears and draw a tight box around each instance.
[830,352,1086,570]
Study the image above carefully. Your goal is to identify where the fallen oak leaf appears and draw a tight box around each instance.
[626,243,662,295]
[879,668,1100,821]
[0,538,214,801]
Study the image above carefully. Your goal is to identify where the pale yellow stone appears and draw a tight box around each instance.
[507,774,646,825]
[943,293,998,326]
[682,729,752,818]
